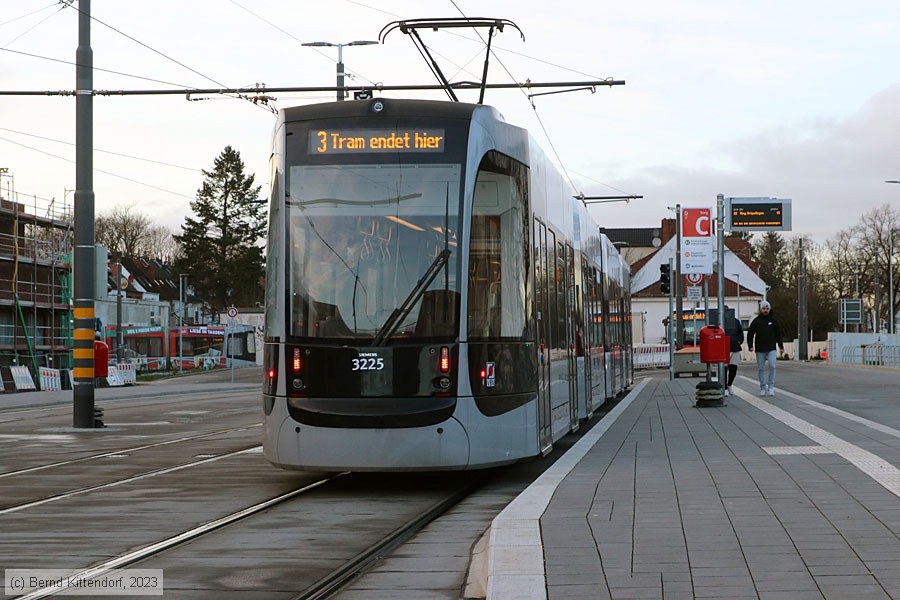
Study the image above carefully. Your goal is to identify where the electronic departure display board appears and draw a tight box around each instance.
[309,129,446,154]
[725,197,792,232]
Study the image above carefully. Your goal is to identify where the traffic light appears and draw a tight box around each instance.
[659,263,671,295]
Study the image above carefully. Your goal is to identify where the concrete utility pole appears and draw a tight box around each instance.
[72,0,96,428]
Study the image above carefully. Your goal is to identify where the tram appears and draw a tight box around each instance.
[263,98,632,471]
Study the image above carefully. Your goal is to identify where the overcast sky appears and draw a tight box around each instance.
[1,0,899,244]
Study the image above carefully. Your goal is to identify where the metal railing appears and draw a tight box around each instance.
[840,344,900,368]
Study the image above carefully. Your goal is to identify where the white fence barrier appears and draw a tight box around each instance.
[38,367,62,391]
[115,363,137,385]
[106,366,125,387]
[10,366,36,391]
[633,344,670,369]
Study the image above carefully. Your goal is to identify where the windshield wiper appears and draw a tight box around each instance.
[372,248,452,346]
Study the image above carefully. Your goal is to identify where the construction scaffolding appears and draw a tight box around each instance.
[0,192,73,373]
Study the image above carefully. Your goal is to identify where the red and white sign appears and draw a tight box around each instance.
[680,207,713,275]
[227,306,239,319]
[686,273,703,284]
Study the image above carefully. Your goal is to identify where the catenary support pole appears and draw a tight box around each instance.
[72,0,96,428]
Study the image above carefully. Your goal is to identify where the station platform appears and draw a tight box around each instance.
[485,363,900,600]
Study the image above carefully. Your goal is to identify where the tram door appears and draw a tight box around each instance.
[580,255,593,416]
[534,219,552,452]
[565,244,578,429]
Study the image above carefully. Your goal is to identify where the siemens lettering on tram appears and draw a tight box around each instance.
[262,98,632,471]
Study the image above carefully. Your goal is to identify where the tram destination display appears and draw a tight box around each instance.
[310,128,446,154]
[725,197,792,232]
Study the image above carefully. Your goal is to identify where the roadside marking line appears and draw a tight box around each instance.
[732,387,900,497]
[737,375,900,440]
[485,378,650,600]
[763,445,833,455]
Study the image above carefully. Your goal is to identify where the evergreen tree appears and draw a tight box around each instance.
[174,146,265,313]
[754,232,787,291]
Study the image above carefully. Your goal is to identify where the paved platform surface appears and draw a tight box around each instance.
[487,363,900,600]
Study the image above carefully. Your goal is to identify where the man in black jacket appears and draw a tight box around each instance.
[747,300,784,396]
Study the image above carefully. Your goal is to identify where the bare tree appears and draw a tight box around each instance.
[95,205,178,261]
[96,205,151,256]
[143,225,177,262]
[819,203,899,331]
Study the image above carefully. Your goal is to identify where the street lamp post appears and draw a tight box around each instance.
[733,273,741,327]
[301,40,378,101]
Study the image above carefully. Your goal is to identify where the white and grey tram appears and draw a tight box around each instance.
[263,98,632,471]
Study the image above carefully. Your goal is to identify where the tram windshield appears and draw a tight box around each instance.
[287,163,462,344]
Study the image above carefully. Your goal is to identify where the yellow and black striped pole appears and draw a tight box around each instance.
[73,0,96,428]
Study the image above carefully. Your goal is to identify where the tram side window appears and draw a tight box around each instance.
[467,151,530,340]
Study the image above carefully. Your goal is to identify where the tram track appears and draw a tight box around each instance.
[12,474,342,600]
[7,470,487,600]
[295,474,486,600]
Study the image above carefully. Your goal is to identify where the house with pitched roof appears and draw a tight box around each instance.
[605,219,768,344]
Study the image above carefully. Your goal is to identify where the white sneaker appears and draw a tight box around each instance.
[759,387,767,396]
[723,387,730,397]
[767,387,775,396]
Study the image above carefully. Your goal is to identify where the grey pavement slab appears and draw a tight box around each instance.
[527,366,900,600]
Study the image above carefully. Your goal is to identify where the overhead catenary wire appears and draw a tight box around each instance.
[343,0,604,80]
[227,0,381,88]
[445,1,583,194]
[0,126,202,172]
[61,1,227,89]
[444,0,637,206]
[1,2,68,49]
[0,2,60,29]
[0,135,195,200]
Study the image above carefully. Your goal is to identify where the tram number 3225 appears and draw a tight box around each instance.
[351,356,385,371]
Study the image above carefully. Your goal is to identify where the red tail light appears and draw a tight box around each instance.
[267,369,276,379]
[440,346,450,373]
[292,347,302,372]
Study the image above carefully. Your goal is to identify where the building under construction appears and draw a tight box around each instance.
[0,193,73,373]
